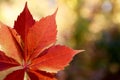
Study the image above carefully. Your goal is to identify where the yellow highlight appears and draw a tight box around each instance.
[66,0,77,9]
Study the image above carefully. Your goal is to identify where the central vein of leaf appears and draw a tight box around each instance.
[22,60,29,70]
[23,62,28,70]
[22,59,31,71]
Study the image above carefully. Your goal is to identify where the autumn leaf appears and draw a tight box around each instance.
[0,3,84,80]
[0,51,20,71]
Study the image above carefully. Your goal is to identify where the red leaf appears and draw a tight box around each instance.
[0,22,22,64]
[0,51,20,71]
[14,3,35,42]
[0,3,84,80]
[30,45,82,73]
[26,10,57,60]
[4,69,25,80]
[27,70,57,80]
[13,3,35,61]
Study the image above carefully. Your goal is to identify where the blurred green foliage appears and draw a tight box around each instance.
[1,0,120,80]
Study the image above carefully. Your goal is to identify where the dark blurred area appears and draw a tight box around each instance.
[1,0,120,80]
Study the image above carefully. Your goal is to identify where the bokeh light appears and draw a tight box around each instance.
[1,0,120,80]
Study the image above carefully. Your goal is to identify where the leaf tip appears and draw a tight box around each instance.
[25,2,28,6]
[24,2,28,10]
[74,50,85,54]
[22,2,30,13]
[52,8,58,18]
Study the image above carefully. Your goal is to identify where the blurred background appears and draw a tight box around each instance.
[0,0,120,80]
